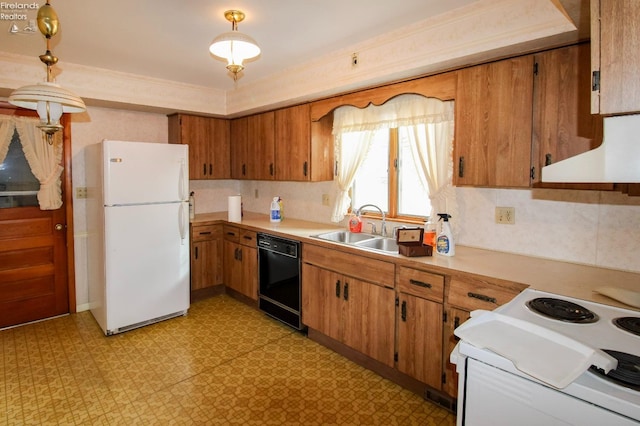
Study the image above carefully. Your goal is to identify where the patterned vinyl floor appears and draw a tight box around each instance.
[0,294,456,425]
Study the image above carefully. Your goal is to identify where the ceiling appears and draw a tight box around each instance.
[2,0,482,91]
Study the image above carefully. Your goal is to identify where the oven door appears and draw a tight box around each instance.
[461,357,638,426]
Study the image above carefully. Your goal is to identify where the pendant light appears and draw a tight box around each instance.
[209,10,261,81]
[8,1,86,144]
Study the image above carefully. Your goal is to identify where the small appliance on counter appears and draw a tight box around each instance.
[85,140,190,335]
[451,288,640,425]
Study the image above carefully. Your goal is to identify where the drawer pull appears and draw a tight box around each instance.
[409,279,432,289]
[243,235,253,240]
[226,232,237,237]
[198,231,212,235]
[467,292,497,304]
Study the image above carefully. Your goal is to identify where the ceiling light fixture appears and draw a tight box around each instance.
[8,1,86,144]
[209,10,261,81]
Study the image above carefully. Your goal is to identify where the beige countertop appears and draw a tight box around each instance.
[193,212,640,311]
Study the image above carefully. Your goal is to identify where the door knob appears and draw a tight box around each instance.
[55,223,64,231]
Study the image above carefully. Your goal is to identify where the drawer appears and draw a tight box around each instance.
[303,243,395,287]
[447,275,521,311]
[223,225,240,242]
[397,266,444,303]
[239,229,257,247]
[191,224,221,242]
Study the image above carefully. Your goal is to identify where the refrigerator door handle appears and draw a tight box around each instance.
[178,203,187,244]
[178,159,188,201]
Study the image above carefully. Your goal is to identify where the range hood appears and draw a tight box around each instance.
[541,114,640,183]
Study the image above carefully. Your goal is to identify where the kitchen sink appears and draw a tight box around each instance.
[313,231,398,253]
[313,231,376,244]
[355,237,399,253]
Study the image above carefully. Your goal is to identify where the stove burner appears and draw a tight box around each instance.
[526,297,599,323]
[589,350,640,391]
[614,317,640,337]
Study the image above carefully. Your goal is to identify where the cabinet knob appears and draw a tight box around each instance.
[54,223,64,231]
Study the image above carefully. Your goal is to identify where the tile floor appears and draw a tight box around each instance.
[1,295,456,425]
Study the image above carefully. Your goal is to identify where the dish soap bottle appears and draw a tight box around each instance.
[270,197,282,223]
[436,213,455,256]
[348,212,362,233]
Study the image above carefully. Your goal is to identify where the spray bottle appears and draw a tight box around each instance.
[270,197,282,223]
[436,213,455,256]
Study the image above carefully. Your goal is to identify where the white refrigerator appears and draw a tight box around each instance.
[85,140,190,335]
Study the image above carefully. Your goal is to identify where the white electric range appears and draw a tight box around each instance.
[451,288,640,425]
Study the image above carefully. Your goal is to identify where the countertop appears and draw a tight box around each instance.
[192,212,640,311]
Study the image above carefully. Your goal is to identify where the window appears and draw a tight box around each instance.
[0,129,39,208]
[351,127,430,221]
[331,94,455,225]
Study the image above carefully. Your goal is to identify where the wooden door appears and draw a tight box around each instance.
[230,117,249,179]
[442,306,471,397]
[344,279,395,367]
[397,293,444,389]
[246,112,275,180]
[275,104,310,181]
[455,56,533,187]
[239,245,258,300]
[0,110,73,328]
[208,118,231,179]
[223,240,242,293]
[301,263,342,341]
[191,239,222,291]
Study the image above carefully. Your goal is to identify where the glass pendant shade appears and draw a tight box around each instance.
[9,81,86,129]
[209,31,261,69]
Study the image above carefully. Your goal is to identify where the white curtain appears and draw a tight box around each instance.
[14,116,64,210]
[0,116,16,164]
[331,94,456,224]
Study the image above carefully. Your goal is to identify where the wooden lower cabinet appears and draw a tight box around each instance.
[302,263,395,367]
[190,224,223,293]
[397,292,444,391]
[223,226,258,300]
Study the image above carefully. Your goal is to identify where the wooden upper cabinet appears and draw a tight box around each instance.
[531,44,609,190]
[454,55,534,188]
[591,0,640,114]
[168,114,230,180]
[247,111,276,180]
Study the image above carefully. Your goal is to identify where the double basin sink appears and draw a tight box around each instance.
[312,230,399,253]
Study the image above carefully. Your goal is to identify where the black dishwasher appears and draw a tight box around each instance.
[257,233,303,330]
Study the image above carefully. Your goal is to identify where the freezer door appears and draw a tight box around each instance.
[103,140,188,205]
[104,202,190,333]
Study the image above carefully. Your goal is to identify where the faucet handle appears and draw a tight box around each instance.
[368,222,377,234]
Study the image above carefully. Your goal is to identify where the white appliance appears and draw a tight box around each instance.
[85,140,190,335]
[452,288,640,425]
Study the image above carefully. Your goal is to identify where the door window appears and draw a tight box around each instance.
[0,129,39,208]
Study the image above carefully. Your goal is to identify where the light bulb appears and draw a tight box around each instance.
[36,100,63,125]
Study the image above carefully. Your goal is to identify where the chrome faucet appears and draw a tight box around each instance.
[356,204,387,237]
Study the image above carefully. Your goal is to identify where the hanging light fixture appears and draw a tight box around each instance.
[8,0,86,144]
[209,10,261,81]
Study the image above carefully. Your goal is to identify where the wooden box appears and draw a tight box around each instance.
[396,227,433,257]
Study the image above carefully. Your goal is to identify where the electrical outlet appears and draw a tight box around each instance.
[76,187,88,199]
[322,194,330,206]
[495,207,515,224]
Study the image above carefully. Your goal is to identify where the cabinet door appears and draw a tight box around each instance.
[532,44,607,190]
[247,111,276,180]
[301,263,343,342]
[397,293,444,389]
[208,118,231,179]
[592,0,640,114]
[230,117,249,179]
[191,239,222,290]
[240,245,258,300]
[455,56,534,187]
[223,240,243,294]
[344,279,395,367]
[275,104,311,181]
[442,306,471,398]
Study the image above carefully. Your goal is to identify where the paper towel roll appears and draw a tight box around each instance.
[228,195,242,222]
